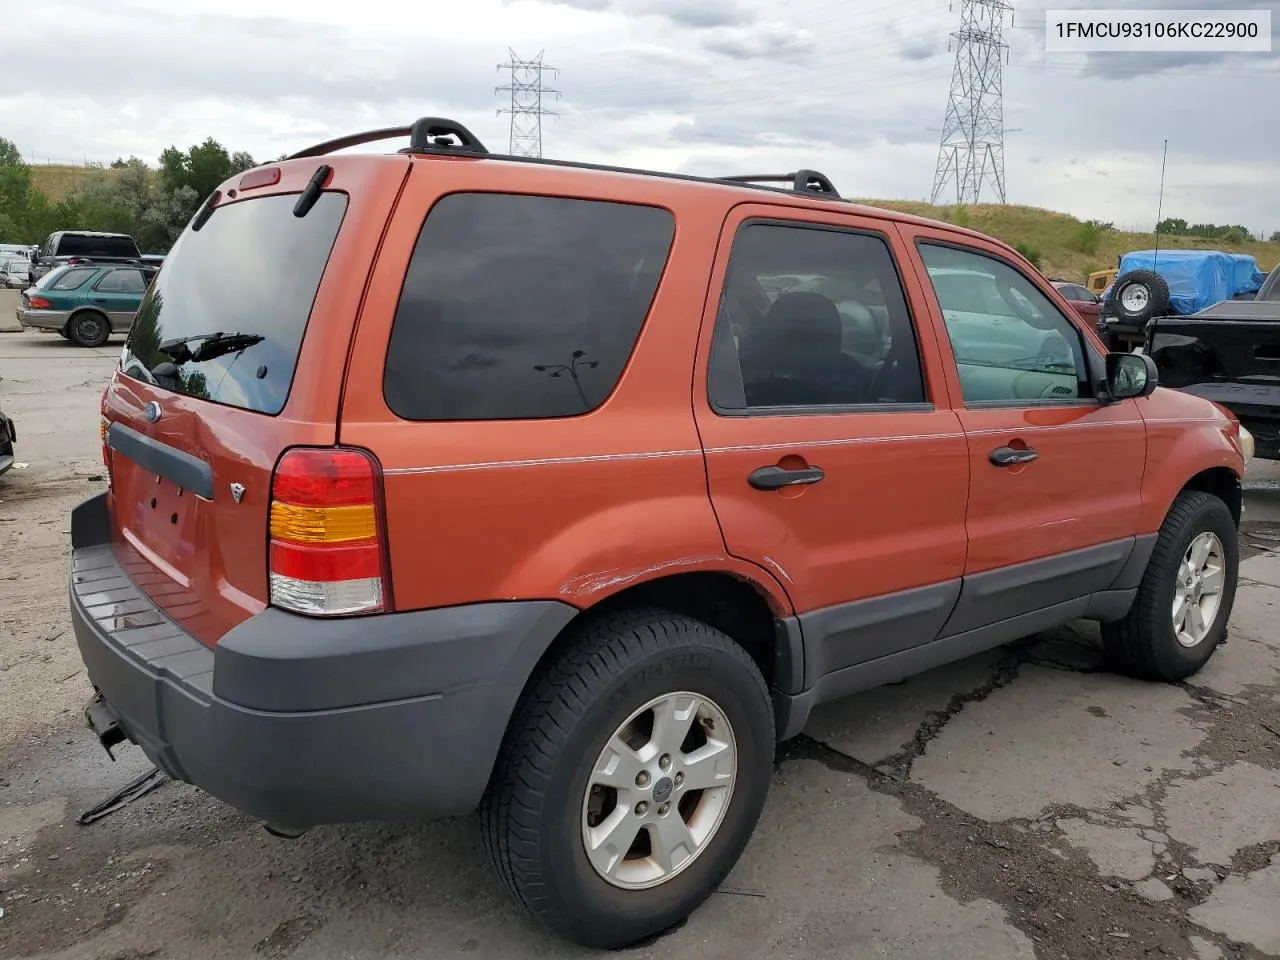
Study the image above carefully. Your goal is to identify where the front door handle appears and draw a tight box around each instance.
[748,464,825,491]
[989,445,1038,467]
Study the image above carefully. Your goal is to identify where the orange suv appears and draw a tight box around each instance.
[71,118,1251,948]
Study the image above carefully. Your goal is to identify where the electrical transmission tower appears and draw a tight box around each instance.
[930,0,1013,205]
[496,50,560,158]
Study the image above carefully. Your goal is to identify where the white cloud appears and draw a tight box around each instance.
[2,0,1277,232]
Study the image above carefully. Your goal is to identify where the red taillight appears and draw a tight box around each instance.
[268,447,391,617]
[27,296,51,309]
[99,415,113,483]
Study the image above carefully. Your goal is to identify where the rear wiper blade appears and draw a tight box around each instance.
[158,331,265,364]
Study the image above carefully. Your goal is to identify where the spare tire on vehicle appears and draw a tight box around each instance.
[1108,269,1171,324]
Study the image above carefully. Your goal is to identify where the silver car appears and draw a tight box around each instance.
[0,257,31,289]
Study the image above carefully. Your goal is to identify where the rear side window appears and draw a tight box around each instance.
[57,234,139,258]
[121,192,348,415]
[384,193,675,421]
[95,269,146,294]
[49,267,98,291]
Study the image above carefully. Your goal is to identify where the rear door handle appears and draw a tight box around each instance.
[989,446,1038,467]
[748,464,825,491]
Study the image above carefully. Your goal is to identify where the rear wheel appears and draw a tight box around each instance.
[1102,491,1238,680]
[68,312,109,348]
[480,610,774,949]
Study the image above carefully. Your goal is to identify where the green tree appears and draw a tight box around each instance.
[1156,217,1188,235]
[1270,230,1280,242]
[0,137,44,243]
[159,138,256,200]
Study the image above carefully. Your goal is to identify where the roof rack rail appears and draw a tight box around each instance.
[285,117,489,161]
[720,170,840,199]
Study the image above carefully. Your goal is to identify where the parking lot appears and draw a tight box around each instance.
[2,330,1279,960]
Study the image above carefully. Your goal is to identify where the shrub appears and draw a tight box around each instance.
[1013,242,1042,268]
[1068,221,1103,255]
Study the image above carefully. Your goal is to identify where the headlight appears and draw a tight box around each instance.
[1240,425,1255,465]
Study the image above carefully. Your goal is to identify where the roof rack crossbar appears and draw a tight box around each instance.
[720,170,841,199]
[285,117,489,161]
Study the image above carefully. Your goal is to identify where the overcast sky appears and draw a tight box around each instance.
[3,0,1277,232]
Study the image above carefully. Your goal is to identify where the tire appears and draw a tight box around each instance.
[1108,269,1171,325]
[1102,491,1238,681]
[68,312,109,348]
[479,609,774,949]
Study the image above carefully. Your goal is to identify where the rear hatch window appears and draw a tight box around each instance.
[58,234,140,258]
[120,192,348,415]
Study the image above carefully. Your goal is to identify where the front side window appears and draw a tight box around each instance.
[919,243,1091,405]
[708,221,926,412]
[384,193,675,421]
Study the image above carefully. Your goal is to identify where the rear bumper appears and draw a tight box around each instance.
[18,307,71,331]
[69,493,577,827]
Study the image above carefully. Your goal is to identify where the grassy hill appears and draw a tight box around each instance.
[28,164,1279,283]
[860,199,1280,282]
[29,164,120,203]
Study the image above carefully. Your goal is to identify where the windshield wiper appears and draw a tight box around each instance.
[158,332,265,364]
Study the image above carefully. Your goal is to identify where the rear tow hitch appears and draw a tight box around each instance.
[84,691,127,760]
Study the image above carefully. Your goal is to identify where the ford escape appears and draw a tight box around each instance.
[71,118,1252,949]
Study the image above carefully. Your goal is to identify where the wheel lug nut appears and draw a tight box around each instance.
[674,773,685,788]
[658,802,670,817]
[636,771,650,788]
[635,801,648,816]
[659,754,672,772]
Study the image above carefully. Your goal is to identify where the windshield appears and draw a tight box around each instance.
[120,192,347,415]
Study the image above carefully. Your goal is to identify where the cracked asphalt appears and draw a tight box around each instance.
[2,333,1279,960]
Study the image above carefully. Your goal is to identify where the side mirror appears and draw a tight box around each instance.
[1105,352,1158,401]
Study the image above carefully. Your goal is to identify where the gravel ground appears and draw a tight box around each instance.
[2,331,1279,960]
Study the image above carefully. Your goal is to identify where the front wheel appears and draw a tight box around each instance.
[480,610,774,949]
[1102,491,1238,681]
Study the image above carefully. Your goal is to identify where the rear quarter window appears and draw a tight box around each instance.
[383,193,676,421]
[50,267,99,291]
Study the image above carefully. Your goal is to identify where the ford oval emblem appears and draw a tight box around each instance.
[143,401,161,423]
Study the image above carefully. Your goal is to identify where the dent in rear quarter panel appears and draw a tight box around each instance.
[338,161,794,615]
[1134,387,1245,533]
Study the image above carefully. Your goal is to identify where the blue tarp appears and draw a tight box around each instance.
[1116,250,1267,315]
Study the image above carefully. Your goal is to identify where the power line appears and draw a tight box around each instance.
[931,0,1014,205]
[496,49,561,158]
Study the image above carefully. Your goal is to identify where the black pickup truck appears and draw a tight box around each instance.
[30,231,142,284]
[1142,264,1280,460]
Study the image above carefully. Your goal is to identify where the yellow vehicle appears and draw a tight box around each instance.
[1087,267,1117,295]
